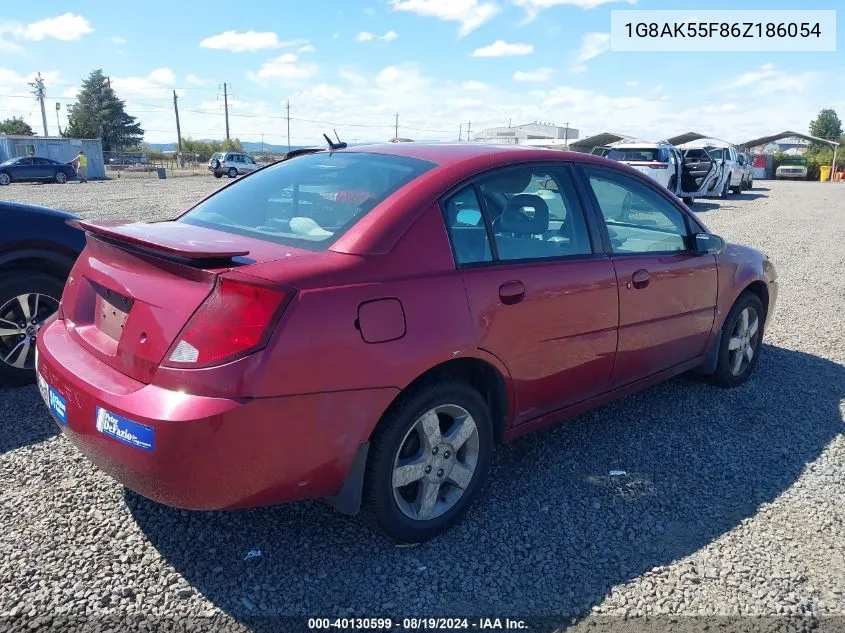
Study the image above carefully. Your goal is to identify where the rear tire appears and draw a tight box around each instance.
[0,172,10,186]
[361,379,493,543]
[707,292,765,388]
[213,172,223,179]
[0,272,65,388]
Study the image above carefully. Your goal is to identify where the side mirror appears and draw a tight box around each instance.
[694,233,726,255]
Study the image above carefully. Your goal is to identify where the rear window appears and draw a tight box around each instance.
[606,148,663,162]
[180,151,435,251]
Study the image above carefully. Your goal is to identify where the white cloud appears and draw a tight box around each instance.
[148,68,175,85]
[472,40,533,57]
[718,63,779,90]
[390,0,500,36]
[186,73,209,86]
[13,13,93,41]
[110,69,183,99]
[462,80,487,90]
[626,80,638,87]
[513,67,555,82]
[199,30,305,53]
[511,0,636,21]
[111,35,127,45]
[569,64,587,74]
[338,68,368,86]
[718,64,822,96]
[570,32,610,72]
[298,44,316,53]
[357,30,399,42]
[249,54,318,83]
[0,13,92,50]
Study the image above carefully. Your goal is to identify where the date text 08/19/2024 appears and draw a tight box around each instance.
[307,617,529,630]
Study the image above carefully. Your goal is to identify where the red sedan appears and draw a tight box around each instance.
[35,143,778,543]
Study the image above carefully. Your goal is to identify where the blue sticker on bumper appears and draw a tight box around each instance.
[48,387,67,425]
[95,407,154,452]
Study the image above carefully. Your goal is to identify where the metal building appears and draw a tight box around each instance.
[474,122,579,146]
[0,135,106,179]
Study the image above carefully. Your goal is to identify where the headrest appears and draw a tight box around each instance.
[479,170,533,194]
[499,194,549,235]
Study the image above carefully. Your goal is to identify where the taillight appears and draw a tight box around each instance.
[163,277,290,368]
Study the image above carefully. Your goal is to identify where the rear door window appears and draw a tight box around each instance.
[180,151,435,251]
[606,148,660,162]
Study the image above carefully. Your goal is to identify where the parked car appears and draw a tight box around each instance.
[776,156,809,180]
[36,144,778,543]
[208,151,260,178]
[676,140,744,198]
[0,202,85,387]
[737,152,754,190]
[0,156,77,186]
[602,140,722,204]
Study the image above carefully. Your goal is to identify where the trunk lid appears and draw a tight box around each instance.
[61,220,308,383]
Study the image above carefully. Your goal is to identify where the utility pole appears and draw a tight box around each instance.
[466,121,471,142]
[394,112,399,139]
[173,90,183,156]
[286,100,291,152]
[458,124,462,142]
[221,82,230,140]
[563,122,569,150]
[28,72,49,136]
[55,103,63,136]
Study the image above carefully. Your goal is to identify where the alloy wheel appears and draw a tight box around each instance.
[727,306,760,376]
[391,404,480,521]
[0,173,10,186]
[0,293,59,370]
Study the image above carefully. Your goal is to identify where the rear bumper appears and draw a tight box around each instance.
[35,319,398,510]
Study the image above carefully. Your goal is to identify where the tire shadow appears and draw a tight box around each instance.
[126,345,844,628]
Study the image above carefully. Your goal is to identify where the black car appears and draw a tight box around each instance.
[0,156,77,186]
[0,201,85,387]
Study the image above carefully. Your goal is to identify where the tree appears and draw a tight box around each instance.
[809,109,842,144]
[0,116,35,136]
[64,69,144,151]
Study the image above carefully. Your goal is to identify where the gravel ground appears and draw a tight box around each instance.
[0,178,843,632]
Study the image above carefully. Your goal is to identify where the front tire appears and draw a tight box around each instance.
[719,176,730,199]
[227,167,238,178]
[708,292,765,388]
[0,272,65,387]
[362,379,493,543]
[55,171,67,184]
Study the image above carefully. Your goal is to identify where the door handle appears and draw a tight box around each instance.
[498,280,525,305]
[628,269,650,290]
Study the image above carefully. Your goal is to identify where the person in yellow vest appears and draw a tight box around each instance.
[71,150,89,183]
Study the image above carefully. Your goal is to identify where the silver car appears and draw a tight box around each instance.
[208,152,260,178]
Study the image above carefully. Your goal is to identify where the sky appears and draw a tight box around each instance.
[0,0,841,147]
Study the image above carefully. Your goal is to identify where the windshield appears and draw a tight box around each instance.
[180,151,435,251]
[707,148,725,160]
[781,157,807,166]
[0,158,17,166]
[606,148,663,162]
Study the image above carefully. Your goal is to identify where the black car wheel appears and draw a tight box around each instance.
[362,379,493,543]
[0,272,64,387]
[708,291,765,388]
[0,172,10,186]
[227,167,238,178]
[55,172,67,184]
[214,172,223,179]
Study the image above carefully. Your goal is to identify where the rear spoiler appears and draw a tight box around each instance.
[67,219,250,259]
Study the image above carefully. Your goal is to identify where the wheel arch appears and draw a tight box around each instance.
[0,249,76,283]
[380,355,512,446]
